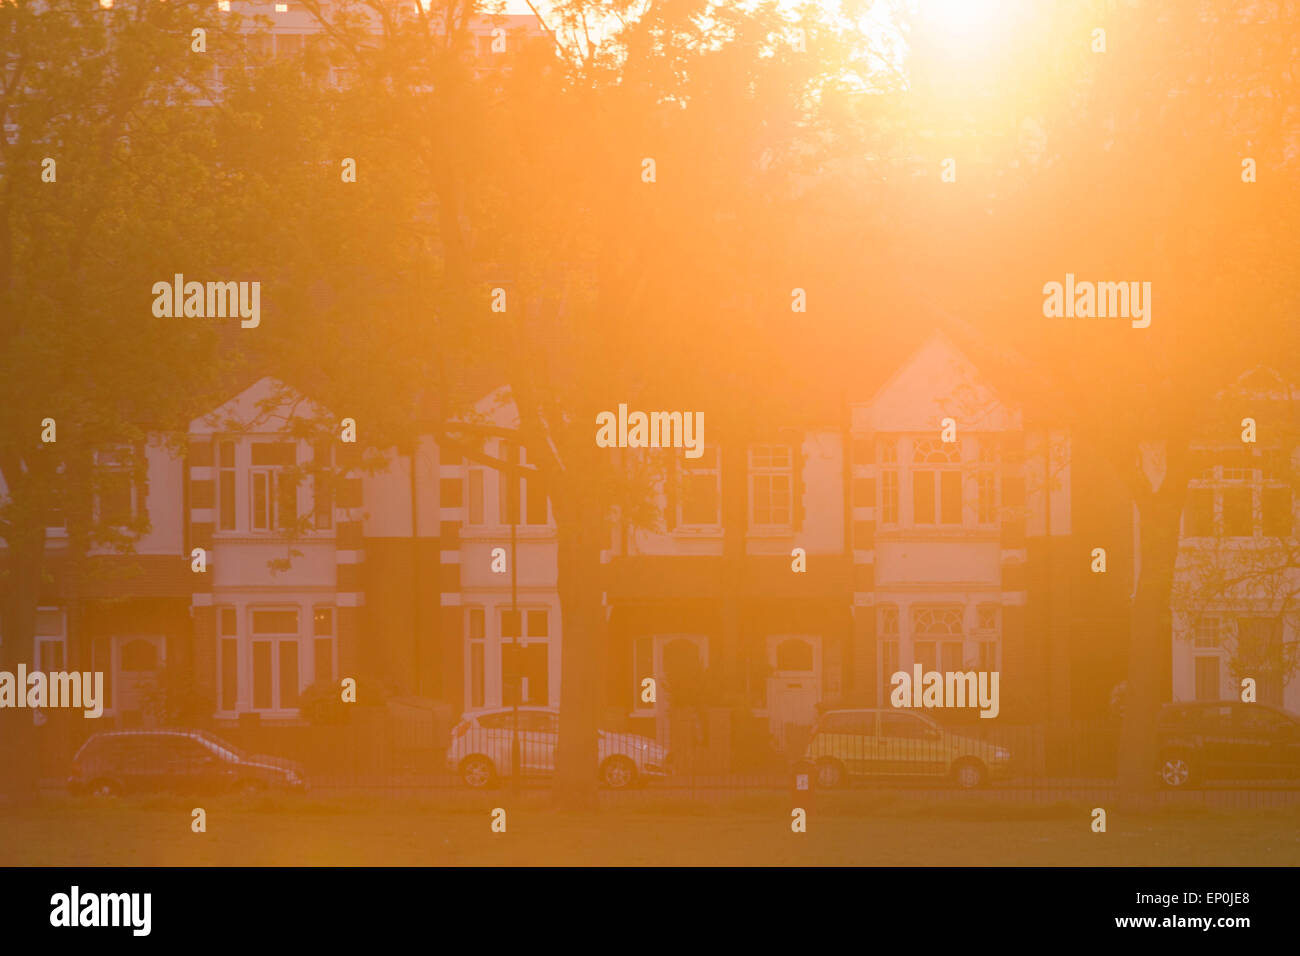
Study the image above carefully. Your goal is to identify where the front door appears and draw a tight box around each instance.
[114,636,165,723]
[655,636,708,756]
[766,636,821,753]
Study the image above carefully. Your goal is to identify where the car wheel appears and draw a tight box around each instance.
[601,756,637,789]
[88,779,120,798]
[952,760,987,789]
[1159,752,1193,788]
[814,759,845,790]
[460,755,497,789]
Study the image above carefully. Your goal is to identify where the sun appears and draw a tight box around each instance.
[918,0,1005,36]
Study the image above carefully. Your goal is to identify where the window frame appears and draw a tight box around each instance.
[94,446,139,528]
[312,442,334,532]
[465,606,486,710]
[467,468,486,526]
[312,605,336,688]
[676,447,722,531]
[878,438,900,526]
[217,439,237,532]
[748,444,793,531]
[217,605,239,714]
[33,606,68,673]
[498,605,550,707]
[878,605,900,702]
[973,603,1000,671]
[1185,445,1295,539]
[910,439,963,527]
[496,443,551,528]
[245,605,304,714]
[911,604,965,672]
[975,439,1000,526]
[247,441,300,534]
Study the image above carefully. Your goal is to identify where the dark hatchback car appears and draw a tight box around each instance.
[68,729,306,797]
[1158,702,1300,787]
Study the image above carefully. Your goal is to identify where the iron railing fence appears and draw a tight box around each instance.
[25,708,1300,810]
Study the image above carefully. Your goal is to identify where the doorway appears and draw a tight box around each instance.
[113,635,165,724]
[766,635,822,753]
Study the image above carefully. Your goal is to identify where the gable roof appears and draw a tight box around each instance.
[189,376,332,435]
[855,329,1022,433]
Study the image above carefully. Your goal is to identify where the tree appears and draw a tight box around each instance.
[242,0,892,808]
[880,0,1300,804]
[0,0,264,801]
[1172,370,1300,706]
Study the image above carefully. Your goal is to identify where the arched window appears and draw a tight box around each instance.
[774,638,814,673]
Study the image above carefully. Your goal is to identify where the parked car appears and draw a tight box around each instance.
[68,729,306,797]
[804,708,1012,789]
[447,707,670,789]
[1158,701,1300,787]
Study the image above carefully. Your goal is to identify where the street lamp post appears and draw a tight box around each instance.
[510,462,521,792]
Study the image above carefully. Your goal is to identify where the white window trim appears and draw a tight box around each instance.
[312,445,335,533]
[879,468,900,527]
[748,444,793,532]
[495,604,552,708]
[45,462,69,537]
[876,436,900,527]
[491,441,553,531]
[94,446,141,527]
[311,605,337,687]
[911,604,966,672]
[971,603,1001,671]
[676,451,722,532]
[218,439,318,537]
[466,468,486,527]
[1185,445,1295,539]
[244,604,305,717]
[216,439,237,533]
[910,438,963,528]
[464,605,486,710]
[33,606,68,672]
[249,467,274,532]
[974,461,1001,528]
[216,605,239,717]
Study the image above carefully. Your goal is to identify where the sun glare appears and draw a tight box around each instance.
[920,0,1002,36]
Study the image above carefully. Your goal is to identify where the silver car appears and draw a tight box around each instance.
[447,707,670,789]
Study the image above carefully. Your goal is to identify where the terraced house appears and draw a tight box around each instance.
[33,327,1291,768]
[11,308,1300,778]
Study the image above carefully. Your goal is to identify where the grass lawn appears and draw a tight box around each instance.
[4,794,1299,866]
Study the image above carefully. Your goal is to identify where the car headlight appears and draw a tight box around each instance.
[994,748,1010,761]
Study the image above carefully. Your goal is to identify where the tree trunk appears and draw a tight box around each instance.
[0,515,46,807]
[552,488,606,811]
[720,420,749,701]
[1117,474,1185,810]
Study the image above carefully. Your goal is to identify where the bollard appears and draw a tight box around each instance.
[791,757,816,814]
